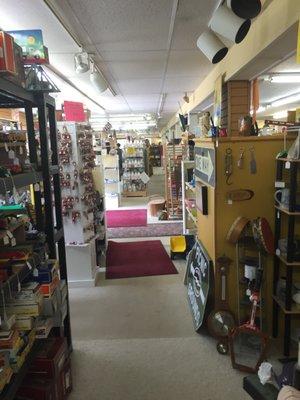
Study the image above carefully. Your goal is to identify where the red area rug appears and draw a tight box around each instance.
[106,209,147,228]
[106,240,178,279]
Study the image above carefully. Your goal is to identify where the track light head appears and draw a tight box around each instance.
[197,30,228,64]
[227,0,261,19]
[210,5,251,44]
[90,64,108,93]
[74,51,90,74]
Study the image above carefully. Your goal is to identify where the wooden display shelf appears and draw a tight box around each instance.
[277,158,300,163]
[122,190,147,197]
[277,253,300,266]
[273,295,300,315]
[275,205,300,216]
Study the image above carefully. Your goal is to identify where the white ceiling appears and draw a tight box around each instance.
[44,0,220,125]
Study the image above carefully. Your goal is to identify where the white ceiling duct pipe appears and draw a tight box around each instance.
[197,30,228,64]
[227,0,261,19]
[210,5,251,44]
[90,63,108,93]
[74,51,90,74]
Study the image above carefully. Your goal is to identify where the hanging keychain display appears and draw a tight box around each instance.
[249,147,257,174]
[225,148,233,185]
[237,147,244,169]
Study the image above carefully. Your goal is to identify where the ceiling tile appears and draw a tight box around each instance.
[166,50,212,77]
[118,78,163,94]
[65,0,174,51]
[171,0,220,50]
[107,59,165,80]
[163,77,202,93]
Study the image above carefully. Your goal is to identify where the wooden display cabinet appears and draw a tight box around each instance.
[195,134,294,334]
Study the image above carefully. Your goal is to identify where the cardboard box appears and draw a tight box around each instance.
[16,378,56,400]
[4,42,25,87]
[40,275,60,297]
[42,290,58,317]
[35,317,53,339]
[0,31,16,75]
[29,337,68,380]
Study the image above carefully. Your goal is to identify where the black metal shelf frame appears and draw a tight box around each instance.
[0,76,72,397]
[272,158,299,357]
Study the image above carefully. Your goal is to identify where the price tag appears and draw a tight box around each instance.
[34,183,40,192]
[227,199,233,205]
[19,146,23,155]
[275,181,285,188]
[6,230,13,239]
[33,268,39,277]
[26,261,32,270]
[8,149,15,159]
[4,143,8,152]
[10,237,16,247]
[276,248,281,256]
[285,161,291,169]
[3,236,9,245]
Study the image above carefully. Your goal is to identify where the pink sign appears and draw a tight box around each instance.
[64,101,85,122]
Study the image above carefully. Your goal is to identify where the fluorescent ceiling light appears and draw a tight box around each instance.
[265,74,300,83]
[273,110,288,119]
[251,106,266,115]
[271,92,300,108]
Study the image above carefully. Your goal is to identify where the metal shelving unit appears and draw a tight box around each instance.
[272,158,300,356]
[0,76,72,397]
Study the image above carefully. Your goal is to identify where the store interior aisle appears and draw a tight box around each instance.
[68,237,248,400]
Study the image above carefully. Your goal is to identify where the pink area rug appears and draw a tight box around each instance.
[106,209,147,228]
[106,240,178,279]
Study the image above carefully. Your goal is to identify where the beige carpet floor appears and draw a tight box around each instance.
[68,237,249,400]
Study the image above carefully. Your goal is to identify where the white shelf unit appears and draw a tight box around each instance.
[182,160,197,235]
[102,154,120,209]
[122,144,147,197]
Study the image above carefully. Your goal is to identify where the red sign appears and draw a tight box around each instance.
[63,101,85,122]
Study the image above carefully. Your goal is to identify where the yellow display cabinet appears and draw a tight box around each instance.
[195,134,294,332]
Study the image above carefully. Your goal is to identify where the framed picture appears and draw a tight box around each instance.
[196,182,208,215]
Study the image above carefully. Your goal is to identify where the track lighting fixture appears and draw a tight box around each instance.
[90,62,108,93]
[183,92,190,103]
[227,0,261,20]
[74,50,90,74]
[197,30,228,64]
[210,5,251,44]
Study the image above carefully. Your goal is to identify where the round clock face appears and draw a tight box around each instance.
[208,310,235,337]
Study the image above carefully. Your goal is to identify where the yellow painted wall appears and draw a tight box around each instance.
[196,134,295,333]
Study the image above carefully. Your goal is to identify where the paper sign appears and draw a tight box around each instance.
[64,101,85,122]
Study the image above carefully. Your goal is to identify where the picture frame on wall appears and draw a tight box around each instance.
[196,182,208,215]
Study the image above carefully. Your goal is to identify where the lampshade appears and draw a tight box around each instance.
[90,69,108,93]
[197,30,228,64]
[227,0,261,19]
[210,5,251,44]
